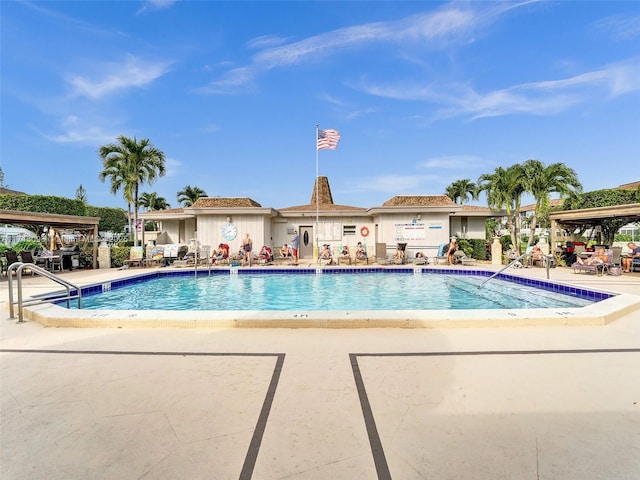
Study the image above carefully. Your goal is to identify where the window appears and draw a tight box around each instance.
[343,225,356,236]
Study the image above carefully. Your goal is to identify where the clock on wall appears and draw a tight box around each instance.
[222,222,238,241]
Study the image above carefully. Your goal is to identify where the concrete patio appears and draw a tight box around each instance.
[1,265,639,479]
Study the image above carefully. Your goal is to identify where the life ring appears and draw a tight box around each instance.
[360,226,370,237]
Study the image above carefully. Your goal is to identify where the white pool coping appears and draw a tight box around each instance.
[8,264,640,328]
[20,292,639,328]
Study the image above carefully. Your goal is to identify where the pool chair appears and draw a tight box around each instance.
[572,252,610,276]
[434,244,449,265]
[212,244,230,265]
[318,244,333,265]
[144,246,165,267]
[337,245,351,265]
[123,246,144,268]
[253,246,273,265]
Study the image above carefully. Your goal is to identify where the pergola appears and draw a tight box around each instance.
[549,203,640,245]
[0,209,100,269]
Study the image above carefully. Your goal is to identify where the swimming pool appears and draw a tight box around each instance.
[75,269,599,311]
[28,266,632,328]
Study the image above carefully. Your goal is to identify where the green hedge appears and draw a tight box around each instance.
[0,194,86,216]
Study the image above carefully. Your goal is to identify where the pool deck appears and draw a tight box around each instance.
[2,264,640,479]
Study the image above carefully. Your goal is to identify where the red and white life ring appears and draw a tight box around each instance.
[360,226,370,237]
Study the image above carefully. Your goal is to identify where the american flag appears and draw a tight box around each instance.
[317,128,341,150]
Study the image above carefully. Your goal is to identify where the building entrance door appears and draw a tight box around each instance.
[299,225,314,259]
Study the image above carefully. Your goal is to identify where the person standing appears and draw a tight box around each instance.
[242,233,253,266]
[291,230,299,265]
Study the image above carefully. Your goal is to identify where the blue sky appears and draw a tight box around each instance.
[2,1,639,211]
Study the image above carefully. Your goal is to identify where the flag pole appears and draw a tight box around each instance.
[315,124,319,260]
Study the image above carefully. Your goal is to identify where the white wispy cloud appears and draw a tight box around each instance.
[596,14,640,41]
[201,2,525,94]
[137,0,177,15]
[67,54,172,99]
[40,115,117,145]
[359,57,640,120]
[246,35,290,50]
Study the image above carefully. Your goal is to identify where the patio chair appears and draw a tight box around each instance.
[434,244,449,265]
[253,246,273,265]
[144,246,165,267]
[123,246,144,268]
[337,245,351,265]
[354,243,368,265]
[318,244,333,265]
[19,251,37,275]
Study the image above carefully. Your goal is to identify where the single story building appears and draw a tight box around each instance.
[138,177,501,260]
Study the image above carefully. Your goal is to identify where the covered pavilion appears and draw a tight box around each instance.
[0,209,100,269]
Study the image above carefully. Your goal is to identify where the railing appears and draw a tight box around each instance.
[478,252,556,288]
[6,262,82,323]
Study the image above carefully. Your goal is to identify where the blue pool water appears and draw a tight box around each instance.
[75,271,596,311]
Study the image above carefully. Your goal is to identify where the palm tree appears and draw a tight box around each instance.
[140,192,170,211]
[477,164,526,252]
[522,159,582,246]
[177,185,207,207]
[99,156,135,236]
[99,135,166,245]
[444,179,477,205]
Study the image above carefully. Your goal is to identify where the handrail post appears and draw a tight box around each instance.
[6,261,82,323]
[479,253,531,288]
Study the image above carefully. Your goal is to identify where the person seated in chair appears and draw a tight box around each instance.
[529,245,544,266]
[212,243,229,263]
[320,244,333,264]
[622,242,640,273]
[254,245,271,262]
[393,246,405,261]
[340,245,350,258]
[575,247,607,266]
[280,244,292,258]
[355,242,367,259]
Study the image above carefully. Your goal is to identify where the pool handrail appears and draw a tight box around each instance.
[479,252,557,288]
[7,261,82,323]
[479,253,530,288]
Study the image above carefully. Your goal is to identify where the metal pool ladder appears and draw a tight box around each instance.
[6,262,82,323]
[479,252,555,288]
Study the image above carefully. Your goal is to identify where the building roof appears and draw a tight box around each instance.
[382,195,457,207]
[520,199,564,212]
[278,176,366,212]
[191,197,262,208]
[0,187,26,195]
[618,181,640,190]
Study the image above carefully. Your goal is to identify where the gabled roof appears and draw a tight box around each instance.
[191,197,262,208]
[382,195,457,207]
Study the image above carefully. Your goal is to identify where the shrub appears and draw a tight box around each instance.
[468,239,487,260]
[111,246,131,268]
[12,239,44,253]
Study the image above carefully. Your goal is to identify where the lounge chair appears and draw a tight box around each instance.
[434,244,449,265]
[124,246,144,268]
[212,244,230,265]
[253,246,273,265]
[144,246,165,267]
[275,245,293,264]
[354,243,368,265]
[572,250,611,276]
[338,245,351,265]
[318,244,333,265]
